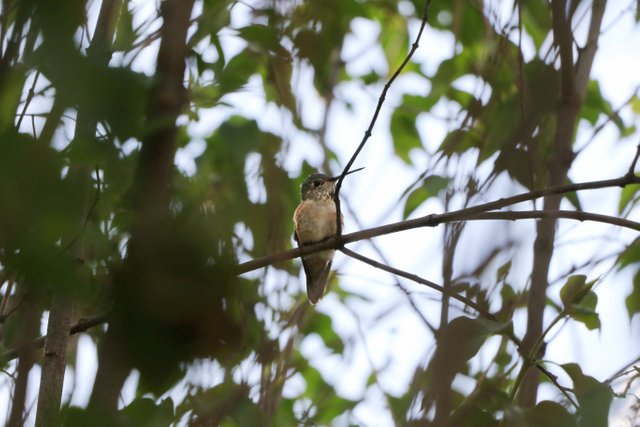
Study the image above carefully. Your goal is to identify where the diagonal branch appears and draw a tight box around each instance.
[340,247,579,407]
[1,312,110,362]
[339,247,495,321]
[237,170,640,275]
[343,200,437,334]
[333,0,432,235]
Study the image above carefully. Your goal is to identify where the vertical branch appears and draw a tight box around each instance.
[433,208,463,425]
[34,1,123,424]
[6,295,41,427]
[89,0,195,412]
[517,0,606,407]
[34,296,73,427]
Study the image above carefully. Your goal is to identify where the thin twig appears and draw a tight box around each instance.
[333,0,432,235]
[59,168,102,255]
[339,247,495,321]
[340,247,577,405]
[606,354,640,385]
[16,70,40,129]
[535,364,579,408]
[626,144,640,179]
[343,200,437,334]
[1,312,110,362]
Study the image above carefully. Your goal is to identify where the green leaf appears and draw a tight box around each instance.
[237,24,286,55]
[312,394,358,424]
[301,312,344,353]
[495,147,536,190]
[402,175,450,218]
[617,237,640,269]
[390,95,424,163]
[631,94,640,114]
[497,261,512,282]
[112,2,136,52]
[559,276,600,329]
[581,80,611,126]
[423,317,512,407]
[521,0,552,50]
[559,275,588,308]
[181,383,260,425]
[569,291,601,330]
[619,183,640,214]
[561,364,613,427]
[525,400,577,427]
[379,14,408,73]
[120,398,175,427]
[438,128,482,157]
[563,179,583,210]
[626,271,640,319]
[565,190,582,211]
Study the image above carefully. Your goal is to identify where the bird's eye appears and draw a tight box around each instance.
[313,180,321,187]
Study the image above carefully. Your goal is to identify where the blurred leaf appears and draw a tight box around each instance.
[581,81,611,126]
[301,312,344,353]
[526,401,577,427]
[521,0,552,50]
[0,66,27,131]
[569,291,601,331]
[631,94,640,114]
[617,237,640,269]
[192,47,259,109]
[120,398,175,427]
[403,175,450,218]
[565,190,582,211]
[561,364,613,427]
[497,261,512,282]
[0,132,86,293]
[626,271,640,320]
[454,3,487,46]
[559,274,600,330]
[439,128,482,157]
[619,182,640,214]
[180,383,260,425]
[559,275,588,308]
[524,59,560,117]
[391,95,424,163]
[380,14,408,74]
[238,24,286,55]
[495,147,535,190]
[35,46,149,139]
[112,1,136,52]
[505,400,577,427]
[422,317,511,409]
[312,394,357,424]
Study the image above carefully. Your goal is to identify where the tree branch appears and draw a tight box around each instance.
[340,247,579,407]
[1,312,110,362]
[90,0,196,412]
[333,0,432,235]
[519,0,607,406]
[344,200,437,334]
[237,171,640,275]
[339,247,495,321]
[465,210,640,232]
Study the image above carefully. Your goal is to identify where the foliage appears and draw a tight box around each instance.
[0,0,638,426]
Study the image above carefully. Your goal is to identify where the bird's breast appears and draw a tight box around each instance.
[294,199,339,243]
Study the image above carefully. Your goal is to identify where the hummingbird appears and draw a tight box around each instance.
[293,167,364,304]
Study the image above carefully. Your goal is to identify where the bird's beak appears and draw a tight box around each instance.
[328,167,365,181]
